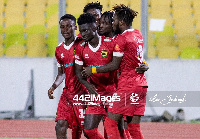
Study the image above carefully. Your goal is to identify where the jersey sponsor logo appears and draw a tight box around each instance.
[61,53,64,58]
[114,44,120,51]
[85,54,89,58]
[130,93,139,104]
[80,41,85,46]
[101,50,107,58]
[104,38,111,42]
[63,62,74,68]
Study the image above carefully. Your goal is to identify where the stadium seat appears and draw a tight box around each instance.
[192,0,200,17]
[47,13,59,29]
[157,46,180,59]
[177,35,199,50]
[148,47,157,58]
[47,25,58,57]
[66,0,88,15]
[172,8,193,19]
[26,34,47,57]
[4,25,25,48]
[154,26,174,41]
[47,0,58,6]
[174,17,195,36]
[171,0,192,8]
[149,0,172,18]
[4,0,25,27]
[132,16,141,30]
[155,36,176,49]
[26,25,46,35]
[46,4,58,19]
[130,0,141,13]
[5,45,26,57]
[26,0,46,28]
[180,47,200,59]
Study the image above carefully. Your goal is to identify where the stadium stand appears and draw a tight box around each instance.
[130,0,141,30]
[177,35,199,50]
[157,46,180,59]
[47,25,58,57]
[1,0,199,59]
[25,0,47,57]
[5,45,26,57]
[180,47,200,59]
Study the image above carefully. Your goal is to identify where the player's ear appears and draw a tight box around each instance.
[74,25,77,30]
[119,20,124,26]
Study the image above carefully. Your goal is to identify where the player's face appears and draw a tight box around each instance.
[79,23,96,42]
[99,16,113,36]
[86,8,101,27]
[60,19,76,39]
[112,14,121,35]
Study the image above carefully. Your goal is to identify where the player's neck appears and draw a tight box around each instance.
[105,31,115,38]
[65,35,76,46]
[88,34,100,48]
[121,26,132,34]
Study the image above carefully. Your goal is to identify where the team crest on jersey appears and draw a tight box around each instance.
[114,44,120,51]
[85,54,89,58]
[80,41,85,46]
[61,53,64,58]
[101,50,107,58]
[104,38,111,42]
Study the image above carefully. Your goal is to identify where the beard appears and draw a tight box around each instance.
[114,24,121,35]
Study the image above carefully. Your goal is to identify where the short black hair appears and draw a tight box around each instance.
[101,11,114,24]
[59,14,76,24]
[112,4,138,26]
[83,1,103,13]
[77,13,96,25]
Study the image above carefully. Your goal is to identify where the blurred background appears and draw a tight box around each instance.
[0,0,200,122]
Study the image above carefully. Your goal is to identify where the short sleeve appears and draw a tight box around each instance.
[113,35,126,57]
[55,47,63,67]
[75,44,84,65]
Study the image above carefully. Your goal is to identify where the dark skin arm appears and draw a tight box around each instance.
[48,66,65,99]
[75,63,98,95]
[82,56,122,77]
[82,56,149,77]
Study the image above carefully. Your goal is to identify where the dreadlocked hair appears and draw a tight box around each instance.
[101,11,114,24]
[83,1,103,13]
[77,13,96,25]
[112,4,138,26]
[59,14,76,24]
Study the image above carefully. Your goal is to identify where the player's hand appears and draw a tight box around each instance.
[81,67,93,77]
[86,84,98,96]
[135,63,149,74]
[48,87,55,99]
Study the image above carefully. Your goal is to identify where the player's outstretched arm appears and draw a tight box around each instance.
[82,56,122,77]
[48,66,65,99]
[75,63,98,95]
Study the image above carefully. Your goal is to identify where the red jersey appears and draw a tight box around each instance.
[55,37,85,100]
[113,29,148,88]
[75,36,117,94]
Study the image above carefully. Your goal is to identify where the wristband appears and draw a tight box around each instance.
[92,67,97,74]
[143,60,148,66]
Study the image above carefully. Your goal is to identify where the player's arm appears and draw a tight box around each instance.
[48,66,65,99]
[75,63,98,95]
[82,56,122,77]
